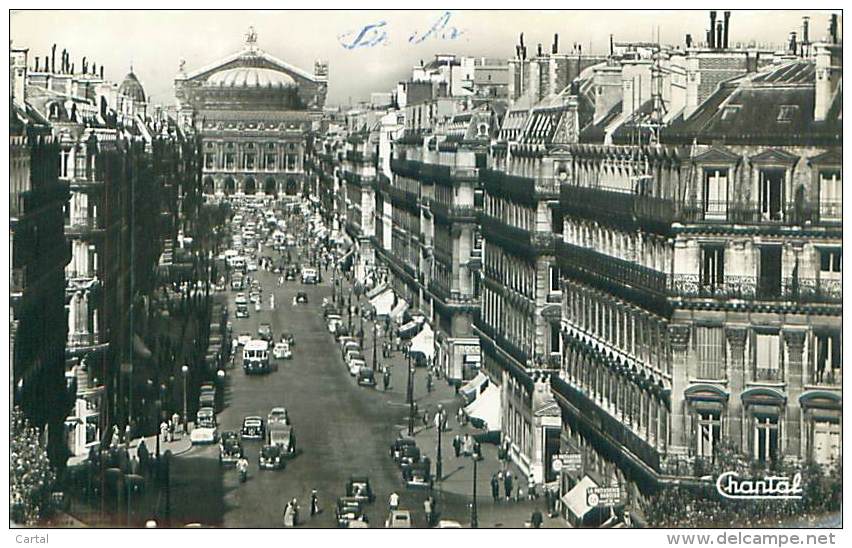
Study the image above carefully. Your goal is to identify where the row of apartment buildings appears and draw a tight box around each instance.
[10,45,201,467]
[306,13,841,523]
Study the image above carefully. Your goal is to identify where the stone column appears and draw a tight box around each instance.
[668,325,690,450]
[725,327,748,450]
[784,330,806,459]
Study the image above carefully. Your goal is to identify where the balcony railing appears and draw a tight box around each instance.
[69,331,99,347]
[430,201,478,223]
[481,169,559,205]
[753,367,782,382]
[810,368,841,387]
[680,199,843,227]
[670,275,841,304]
[557,241,669,296]
[66,217,104,235]
[561,185,675,232]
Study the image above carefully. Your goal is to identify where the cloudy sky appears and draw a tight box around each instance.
[10,9,835,107]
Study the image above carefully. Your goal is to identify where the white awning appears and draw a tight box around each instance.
[464,383,501,431]
[460,371,488,401]
[561,475,599,524]
[366,283,389,300]
[399,320,421,339]
[369,287,395,316]
[389,299,408,321]
[410,323,434,359]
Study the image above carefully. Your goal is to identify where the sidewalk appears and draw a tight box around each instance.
[349,279,567,528]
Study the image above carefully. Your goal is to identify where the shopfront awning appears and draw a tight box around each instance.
[460,371,489,403]
[369,287,395,317]
[464,383,501,431]
[366,284,389,300]
[399,320,421,339]
[389,299,408,321]
[561,475,599,525]
[410,323,434,360]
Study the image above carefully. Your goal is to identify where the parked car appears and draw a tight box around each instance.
[402,461,432,489]
[240,416,265,440]
[385,510,412,529]
[345,350,365,368]
[390,438,417,462]
[345,476,375,503]
[357,367,376,387]
[395,445,421,468]
[280,332,295,346]
[349,359,366,377]
[258,444,285,470]
[191,408,218,445]
[294,292,309,304]
[235,304,249,319]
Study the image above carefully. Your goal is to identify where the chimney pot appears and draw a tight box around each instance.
[537,43,542,57]
[716,22,724,50]
[553,33,559,54]
[709,11,717,48]
[686,33,693,48]
[723,11,731,49]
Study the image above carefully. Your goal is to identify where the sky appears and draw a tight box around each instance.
[10,9,837,107]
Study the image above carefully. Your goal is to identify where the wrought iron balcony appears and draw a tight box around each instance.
[679,199,843,227]
[481,169,559,205]
[670,275,841,304]
[557,241,669,297]
[68,331,100,347]
[810,368,841,387]
[753,367,783,382]
[560,184,675,233]
[430,201,478,224]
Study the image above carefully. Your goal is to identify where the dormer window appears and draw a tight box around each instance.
[777,105,799,122]
[721,105,741,121]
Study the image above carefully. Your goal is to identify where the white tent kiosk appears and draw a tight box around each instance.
[464,383,501,431]
[368,286,395,317]
[409,322,434,360]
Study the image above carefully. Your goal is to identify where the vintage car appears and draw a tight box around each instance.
[357,367,376,387]
[218,432,243,466]
[349,359,366,377]
[285,266,298,281]
[389,438,417,461]
[235,304,250,319]
[395,445,422,468]
[267,407,289,426]
[257,323,273,342]
[280,332,295,347]
[191,408,218,445]
[335,497,367,528]
[385,510,412,529]
[345,476,375,503]
[402,461,433,489]
[436,520,462,528]
[240,416,265,440]
[344,350,365,368]
[258,444,286,470]
[237,332,252,346]
[326,315,343,333]
[294,292,309,305]
[272,342,292,360]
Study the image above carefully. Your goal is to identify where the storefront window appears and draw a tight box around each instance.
[754,415,779,463]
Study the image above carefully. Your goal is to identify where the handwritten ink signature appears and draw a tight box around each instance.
[338,20,389,50]
[338,11,463,50]
[408,11,463,44]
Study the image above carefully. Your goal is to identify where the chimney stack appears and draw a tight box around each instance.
[723,11,731,49]
[609,34,614,55]
[553,33,559,54]
[686,34,693,48]
[35,57,40,71]
[716,22,724,51]
[802,17,810,56]
[789,31,797,55]
[537,43,542,57]
[100,66,104,79]
[709,11,717,48]
[829,14,838,44]
[51,44,56,72]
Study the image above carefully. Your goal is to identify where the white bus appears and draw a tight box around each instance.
[243,340,270,375]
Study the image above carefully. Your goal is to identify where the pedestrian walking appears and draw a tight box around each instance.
[310,490,320,517]
[389,491,399,511]
[160,420,169,444]
[283,501,295,527]
[171,412,180,437]
[452,435,461,458]
[383,367,391,391]
[504,470,514,501]
[424,496,434,527]
[457,407,465,425]
[491,474,500,502]
[137,440,150,474]
[426,371,433,393]
[527,472,537,500]
[530,509,543,529]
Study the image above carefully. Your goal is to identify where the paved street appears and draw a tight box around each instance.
[169,244,442,527]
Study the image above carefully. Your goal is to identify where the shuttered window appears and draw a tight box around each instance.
[695,326,725,379]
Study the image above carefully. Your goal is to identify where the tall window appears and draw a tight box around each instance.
[204,153,215,170]
[696,410,721,459]
[244,153,256,171]
[700,245,725,291]
[819,248,842,280]
[695,326,726,379]
[702,168,728,219]
[286,154,297,171]
[811,420,840,465]
[814,331,841,384]
[754,415,780,463]
[818,169,841,221]
[755,332,781,381]
[265,154,276,170]
[224,152,235,170]
[758,168,785,221]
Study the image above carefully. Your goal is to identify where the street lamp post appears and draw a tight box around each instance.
[181,365,189,433]
[436,417,443,481]
[471,451,479,528]
[372,321,378,371]
[407,347,415,436]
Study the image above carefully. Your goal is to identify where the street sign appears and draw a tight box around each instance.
[586,486,624,508]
